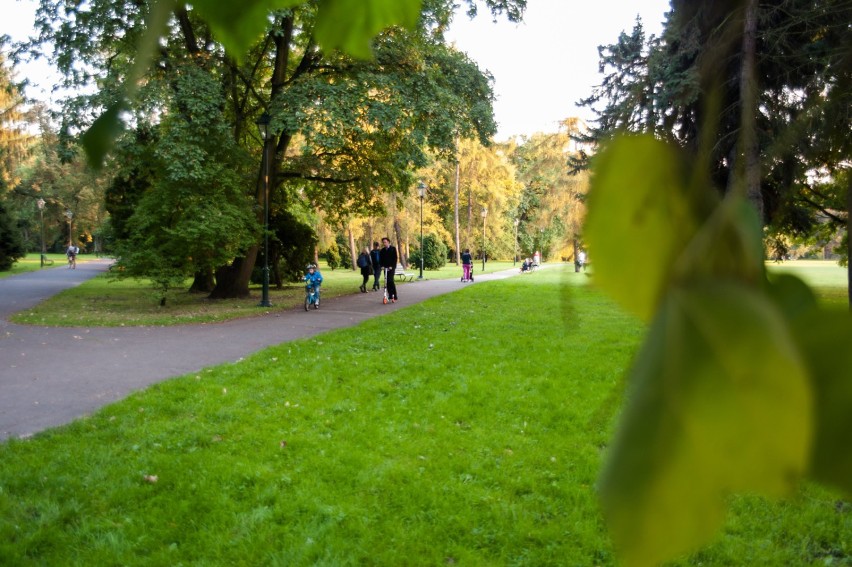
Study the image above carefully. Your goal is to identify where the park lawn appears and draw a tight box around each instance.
[9,260,519,327]
[0,267,848,565]
[766,259,849,309]
[0,253,89,278]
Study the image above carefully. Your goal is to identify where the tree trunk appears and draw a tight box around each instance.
[347,225,357,270]
[454,151,461,264]
[739,0,763,220]
[209,15,296,299]
[573,239,580,272]
[466,185,472,250]
[209,246,259,299]
[847,172,851,310]
[393,218,405,267]
[189,269,215,293]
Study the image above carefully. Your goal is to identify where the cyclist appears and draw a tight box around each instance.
[66,243,79,269]
[303,263,323,301]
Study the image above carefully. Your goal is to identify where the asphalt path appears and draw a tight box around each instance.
[1,259,527,440]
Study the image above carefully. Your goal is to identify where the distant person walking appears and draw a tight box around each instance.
[461,248,473,282]
[379,237,398,302]
[577,250,587,272]
[357,247,371,293]
[370,241,382,291]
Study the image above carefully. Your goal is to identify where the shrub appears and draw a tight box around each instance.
[409,234,447,270]
[325,244,340,270]
[0,200,26,271]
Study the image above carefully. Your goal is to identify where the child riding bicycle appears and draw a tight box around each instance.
[303,264,323,308]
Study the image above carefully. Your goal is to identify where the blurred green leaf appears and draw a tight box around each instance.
[315,0,422,59]
[80,104,125,169]
[765,273,818,321]
[584,135,702,321]
[599,282,812,567]
[191,0,304,56]
[794,311,852,496]
[672,196,765,286]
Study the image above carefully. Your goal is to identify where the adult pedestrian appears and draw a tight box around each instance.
[461,248,473,282]
[370,241,382,291]
[379,236,398,302]
[357,247,371,293]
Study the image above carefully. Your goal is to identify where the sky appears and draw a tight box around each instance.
[445,0,671,139]
[2,0,671,140]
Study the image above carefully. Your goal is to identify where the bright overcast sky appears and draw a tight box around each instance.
[446,0,671,140]
[3,0,672,140]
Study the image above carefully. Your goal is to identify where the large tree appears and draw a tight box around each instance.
[577,0,851,232]
[513,120,589,263]
[26,0,526,298]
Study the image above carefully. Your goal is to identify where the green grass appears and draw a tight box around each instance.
[9,260,521,327]
[766,259,849,309]
[0,253,90,278]
[0,267,848,565]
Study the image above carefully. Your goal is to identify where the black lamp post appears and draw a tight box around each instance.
[256,112,272,308]
[37,199,46,268]
[513,218,519,266]
[417,181,426,280]
[481,206,487,273]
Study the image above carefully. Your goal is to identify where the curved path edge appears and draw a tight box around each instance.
[0,260,552,440]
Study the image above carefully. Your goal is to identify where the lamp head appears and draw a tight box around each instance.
[255,111,271,141]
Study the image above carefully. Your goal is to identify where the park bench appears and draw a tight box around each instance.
[394,264,415,282]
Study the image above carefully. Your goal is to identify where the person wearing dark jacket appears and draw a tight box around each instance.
[357,247,371,292]
[370,241,382,291]
[379,237,399,302]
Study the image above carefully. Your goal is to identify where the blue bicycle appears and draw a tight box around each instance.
[304,283,321,311]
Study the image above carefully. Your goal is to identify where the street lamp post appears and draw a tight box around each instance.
[481,207,487,273]
[417,181,426,280]
[513,218,520,266]
[256,112,272,308]
[37,199,46,268]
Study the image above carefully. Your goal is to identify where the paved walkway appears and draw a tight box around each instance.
[0,260,529,440]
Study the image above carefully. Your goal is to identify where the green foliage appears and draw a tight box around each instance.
[409,233,447,269]
[578,0,852,251]
[325,242,342,270]
[0,199,26,270]
[110,65,258,300]
[271,208,318,283]
[586,135,852,567]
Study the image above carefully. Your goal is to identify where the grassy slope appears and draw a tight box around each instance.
[0,269,630,564]
[1,267,848,565]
